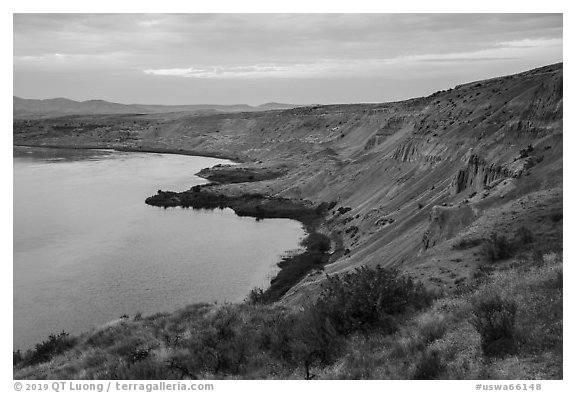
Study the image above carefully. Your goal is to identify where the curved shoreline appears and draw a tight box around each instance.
[13,143,243,162]
[145,186,334,302]
[14,143,334,303]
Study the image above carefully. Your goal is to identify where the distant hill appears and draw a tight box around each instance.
[256,102,299,111]
[13,96,301,118]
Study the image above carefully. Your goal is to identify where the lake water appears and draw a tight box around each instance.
[13,146,304,350]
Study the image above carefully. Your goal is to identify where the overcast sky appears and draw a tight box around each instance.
[13,13,562,105]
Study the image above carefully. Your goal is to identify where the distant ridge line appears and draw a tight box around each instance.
[13,96,303,118]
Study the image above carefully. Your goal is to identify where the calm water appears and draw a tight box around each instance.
[13,146,304,350]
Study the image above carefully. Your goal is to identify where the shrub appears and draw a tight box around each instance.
[484,234,515,261]
[315,201,338,214]
[289,307,342,379]
[550,213,563,223]
[472,264,496,282]
[313,266,432,335]
[515,226,533,245]
[301,232,331,253]
[470,293,517,357]
[549,270,563,291]
[519,145,534,158]
[20,331,76,366]
[187,307,250,375]
[263,232,330,302]
[417,313,449,344]
[130,347,152,363]
[13,350,23,366]
[337,207,352,215]
[452,237,483,250]
[413,348,445,379]
[246,287,268,305]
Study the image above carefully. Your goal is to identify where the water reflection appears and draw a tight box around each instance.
[13,147,304,350]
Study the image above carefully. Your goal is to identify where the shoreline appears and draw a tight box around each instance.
[14,143,334,304]
[13,143,244,163]
[145,186,334,303]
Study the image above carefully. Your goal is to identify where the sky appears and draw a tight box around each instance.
[13,13,563,106]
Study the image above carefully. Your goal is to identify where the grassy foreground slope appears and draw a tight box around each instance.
[13,63,563,379]
[14,249,562,379]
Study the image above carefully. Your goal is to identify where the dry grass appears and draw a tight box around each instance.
[14,252,562,380]
[319,251,562,380]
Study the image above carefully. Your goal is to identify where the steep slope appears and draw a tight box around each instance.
[13,63,563,302]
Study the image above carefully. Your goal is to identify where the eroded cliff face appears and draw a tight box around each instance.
[14,63,563,303]
[451,153,509,194]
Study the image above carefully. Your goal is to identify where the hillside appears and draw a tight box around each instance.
[13,63,563,379]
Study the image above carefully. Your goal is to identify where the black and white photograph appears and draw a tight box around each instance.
[8,4,568,386]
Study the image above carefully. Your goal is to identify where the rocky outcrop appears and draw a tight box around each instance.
[422,205,476,249]
[392,140,420,162]
[451,153,509,195]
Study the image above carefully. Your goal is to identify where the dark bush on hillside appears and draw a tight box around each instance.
[301,232,331,253]
[160,304,342,379]
[519,144,534,158]
[515,226,534,245]
[184,307,250,375]
[313,266,432,335]
[16,331,76,367]
[471,293,517,357]
[550,213,563,223]
[550,270,563,291]
[13,350,23,366]
[452,237,484,250]
[315,201,338,214]
[413,348,445,379]
[472,264,496,282]
[337,206,352,215]
[484,233,515,261]
[264,251,327,302]
[262,232,331,302]
[290,307,342,379]
[245,287,268,305]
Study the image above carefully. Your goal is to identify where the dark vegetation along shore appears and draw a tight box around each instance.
[145,179,335,303]
[13,63,563,379]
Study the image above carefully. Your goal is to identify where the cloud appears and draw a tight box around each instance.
[144,64,297,78]
[142,39,561,80]
[137,19,162,27]
[498,38,563,48]
[13,52,129,70]
[13,14,563,104]
[14,14,562,64]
